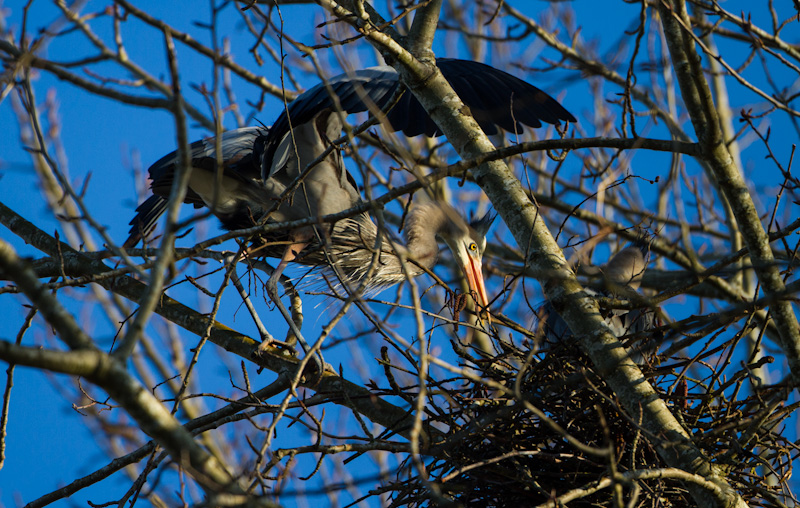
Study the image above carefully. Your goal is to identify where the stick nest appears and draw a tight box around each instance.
[382,335,795,507]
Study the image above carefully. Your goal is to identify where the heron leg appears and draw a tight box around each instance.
[257,261,305,351]
[265,240,308,302]
[263,269,326,380]
[260,237,326,377]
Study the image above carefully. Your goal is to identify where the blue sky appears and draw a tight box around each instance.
[1,0,799,506]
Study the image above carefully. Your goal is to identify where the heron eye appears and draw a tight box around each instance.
[469,242,478,252]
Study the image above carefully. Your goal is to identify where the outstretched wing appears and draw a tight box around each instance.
[261,58,576,180]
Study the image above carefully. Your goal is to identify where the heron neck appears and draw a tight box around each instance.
[403,204,448,270]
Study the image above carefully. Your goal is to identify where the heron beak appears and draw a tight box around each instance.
[463,255,491,324]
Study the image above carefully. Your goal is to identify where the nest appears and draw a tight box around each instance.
[380,336,795,507]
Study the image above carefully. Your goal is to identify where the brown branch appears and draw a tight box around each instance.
[0,240,245,498]
[115,0,293,101]
[0,201,443,444]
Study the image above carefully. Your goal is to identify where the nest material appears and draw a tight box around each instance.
[382,337,794,507]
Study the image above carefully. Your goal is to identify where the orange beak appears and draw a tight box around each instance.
[463,255,491,324]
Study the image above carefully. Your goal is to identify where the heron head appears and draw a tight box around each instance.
[437,208,496,317]
[603,241,650,292]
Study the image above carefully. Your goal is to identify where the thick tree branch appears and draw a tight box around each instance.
[0,240,246,499]
[316,1,750,506]
[659,0,800,387]
[0,201,442,444]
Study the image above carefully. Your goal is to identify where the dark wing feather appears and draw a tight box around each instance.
[261,58,576,178]
[437,59,576,132]
[125,127,265,247]
[128,59,575,247]
[262,68,401,180]
[124,195,170,248]
[147,127,264,186]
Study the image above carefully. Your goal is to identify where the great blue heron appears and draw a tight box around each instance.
[534,242,660,362]
[125,58,575,339]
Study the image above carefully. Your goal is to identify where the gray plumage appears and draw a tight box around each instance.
[124,59,572,298]
[534,243,659,362]
[321,203,494,304]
